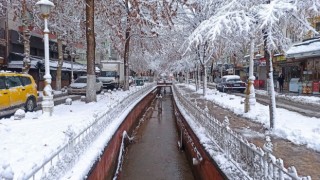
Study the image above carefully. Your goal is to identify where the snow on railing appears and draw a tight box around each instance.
[23,83,156,180]
[172,84,311,180]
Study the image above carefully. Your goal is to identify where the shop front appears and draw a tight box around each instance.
[286,38,320,94]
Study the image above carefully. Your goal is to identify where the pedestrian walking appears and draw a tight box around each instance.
[278,73,285,92]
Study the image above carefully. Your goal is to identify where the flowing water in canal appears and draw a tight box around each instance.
[119,87,194,180]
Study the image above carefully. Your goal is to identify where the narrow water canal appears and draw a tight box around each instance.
[119,87,194,180]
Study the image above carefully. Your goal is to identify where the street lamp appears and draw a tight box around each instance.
[244,38,257,113]
[36,0,55,116]
[70,51,75,83]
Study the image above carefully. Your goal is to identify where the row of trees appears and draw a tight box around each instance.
[170,0,319,129]
[0,0,187,102]
[0,0,319,122]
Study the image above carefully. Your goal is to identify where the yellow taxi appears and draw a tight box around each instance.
[0,71,38,113]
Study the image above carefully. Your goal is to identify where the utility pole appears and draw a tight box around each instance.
[22,0,31,74]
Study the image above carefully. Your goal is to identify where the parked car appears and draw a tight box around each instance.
[0,72,38,112]
[68,76,103,95]
[216,75,246,93]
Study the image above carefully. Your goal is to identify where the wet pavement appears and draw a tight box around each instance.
[119,87,194,180]
[179,85,320,179]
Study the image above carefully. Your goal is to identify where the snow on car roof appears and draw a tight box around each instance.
[222,75,240,79]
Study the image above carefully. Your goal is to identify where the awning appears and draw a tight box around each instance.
[7,52,100,72]
[286,38,320,59]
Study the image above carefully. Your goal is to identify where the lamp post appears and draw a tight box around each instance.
[70,51,75,83]
[244,38,257,113]
[36,0,55,116]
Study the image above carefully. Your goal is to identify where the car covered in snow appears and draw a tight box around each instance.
[216,75,246,93]
[68,76,103,95]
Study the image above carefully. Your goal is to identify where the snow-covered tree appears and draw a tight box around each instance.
[187,0,320,129]
[99,0,182,90]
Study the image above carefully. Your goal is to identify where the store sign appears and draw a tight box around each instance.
[273,55,286,62]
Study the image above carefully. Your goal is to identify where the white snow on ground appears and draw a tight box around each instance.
[1,82,320,179]
[183,84,320,152]
[255,89,320,106]
[172,87,250,179]
[0,85,154,179]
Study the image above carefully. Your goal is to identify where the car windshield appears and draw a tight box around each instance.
[100,71,116,77]
[74,78,87,83]
[227,78,241,82]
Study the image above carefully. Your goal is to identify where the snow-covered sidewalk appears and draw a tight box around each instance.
[178,83,320,179]
[0,85,154,179]
[183,84,320,152]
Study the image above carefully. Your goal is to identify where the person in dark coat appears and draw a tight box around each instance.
[278,73,285,92]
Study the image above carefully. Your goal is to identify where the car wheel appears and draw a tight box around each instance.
[25,97,35,112]
[98,87,103,94]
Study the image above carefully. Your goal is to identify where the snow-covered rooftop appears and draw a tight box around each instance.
[286,38,320,59]
[7,53,100,72]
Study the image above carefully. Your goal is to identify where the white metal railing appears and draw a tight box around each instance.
[172,84,311,180]
[23,83,156,180]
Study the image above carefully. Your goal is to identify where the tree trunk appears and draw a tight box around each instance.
[268,53,277,129]
[197,64,201,91]
[203,64,207,96]
[123,25,130,91]
[56,38,63,91]
[85,0,97,102]
[21,0,30,74]
[123,1,131,91]
[264,29,276,129]
[195,65,198,91]
[186,69,189,85]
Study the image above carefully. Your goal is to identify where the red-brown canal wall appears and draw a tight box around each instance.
[87,87,157,180]
[87,86,226,180]
[172,95,228,180]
